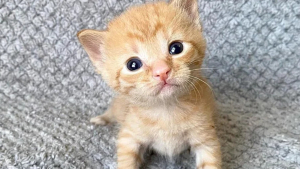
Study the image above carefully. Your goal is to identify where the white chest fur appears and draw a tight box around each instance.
[150,126,190,157]
[136,105,195,157]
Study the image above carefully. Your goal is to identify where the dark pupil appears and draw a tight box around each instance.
[127,58,142,71]
[169,42,183,55]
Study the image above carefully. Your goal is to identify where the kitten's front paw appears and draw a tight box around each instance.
[90,115,109,125]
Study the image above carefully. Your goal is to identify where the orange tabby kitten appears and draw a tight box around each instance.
[77,0,221,168]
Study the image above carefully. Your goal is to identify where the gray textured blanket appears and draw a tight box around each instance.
[1,0,300,168]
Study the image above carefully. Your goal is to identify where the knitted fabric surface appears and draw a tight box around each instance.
[0,0,300,168]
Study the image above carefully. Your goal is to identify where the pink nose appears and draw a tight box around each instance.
[152,60,171,81]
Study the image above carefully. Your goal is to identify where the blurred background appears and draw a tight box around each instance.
[0,0,299,168]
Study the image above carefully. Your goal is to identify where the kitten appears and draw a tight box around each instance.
[77,0,221,168]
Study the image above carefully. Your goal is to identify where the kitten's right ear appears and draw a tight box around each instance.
[169,0,202,30]
[77,29,106,66]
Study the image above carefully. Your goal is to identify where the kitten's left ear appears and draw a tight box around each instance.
[170,0,202,30]
[77,29,106,69]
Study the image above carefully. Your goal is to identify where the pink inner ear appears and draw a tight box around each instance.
[170,0,201,28]
[83,37,101,58]
[77,30,106,63]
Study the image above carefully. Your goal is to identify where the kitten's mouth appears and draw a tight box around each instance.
[155,81,179,96]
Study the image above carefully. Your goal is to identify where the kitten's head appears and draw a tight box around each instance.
[78,0,206,103]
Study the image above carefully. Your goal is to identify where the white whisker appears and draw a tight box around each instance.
[189,75,215,96]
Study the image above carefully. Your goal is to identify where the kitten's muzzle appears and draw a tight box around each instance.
[152,60,171,82]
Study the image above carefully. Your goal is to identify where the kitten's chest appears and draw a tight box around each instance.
[142,107,196,156]
[129,104,201,156]
[149,125,190,157]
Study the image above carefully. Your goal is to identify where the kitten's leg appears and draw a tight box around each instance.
[117,129,142,169]
[190,131,221,169]
[90,97,122,125]
[90,108,114,125]
[91,96,128,125]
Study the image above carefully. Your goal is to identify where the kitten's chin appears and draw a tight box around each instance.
[126,82,184,104]
[154,83,180,98]
[127,84,184,106]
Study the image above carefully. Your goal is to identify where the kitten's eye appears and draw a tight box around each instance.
[127,58,143,71]
[169,42,183,55]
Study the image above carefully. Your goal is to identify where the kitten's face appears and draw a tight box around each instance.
[79,1,206,102]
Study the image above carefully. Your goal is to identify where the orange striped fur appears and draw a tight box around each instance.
[78,0,221,168]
